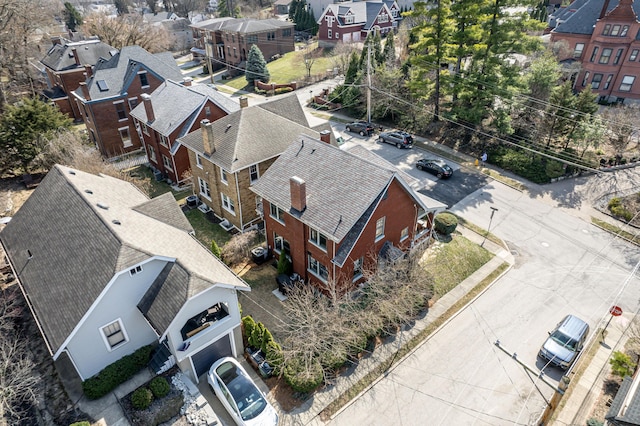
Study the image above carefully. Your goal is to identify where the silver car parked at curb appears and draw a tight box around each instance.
[538,314,590,370]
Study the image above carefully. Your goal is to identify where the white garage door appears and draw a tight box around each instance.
[191,334,233,379]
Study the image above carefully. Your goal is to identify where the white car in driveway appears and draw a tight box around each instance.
[207,357,278,426]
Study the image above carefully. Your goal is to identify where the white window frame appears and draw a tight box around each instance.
[573,43,584,58]
[100,319,128,351]
[162,154,173,171]
[159,134,169,147]
[141,122,149,136]
[353,256,363,281]
[309,227,328,251]
[378,12,389,23]
[328,29,332,38]
[630,49,639,61]
[611,24,621,36]
[196,153,203,168]
[400,226,409,242]
[599,48,612,64]
[604,74,614,90]
[138,71,150,88]
[375,216,385,241]
[220,168,228,185]
[619,75,635,92]
[249,164,259,183]
[198,177,211,200]
[325,15,334,28]
[128,96,138,110]
[148,145,157,163]
[345,15,353,24]
[591,73,603,89]
[119,126,132,148]
[205,106,211,116]
[270,203,285,224]
[621,25,629,37]
[582,71,590,87]
[274,233,284,253]
[307,254,328,282]
[114,100,127,121]
[221,193,236,214]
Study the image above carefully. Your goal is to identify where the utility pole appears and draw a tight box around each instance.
[367,39,372,124]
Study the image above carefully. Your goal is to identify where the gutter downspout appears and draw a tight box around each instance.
[235,171,243,230]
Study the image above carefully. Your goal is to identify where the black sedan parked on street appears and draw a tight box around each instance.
[416,158,453,178]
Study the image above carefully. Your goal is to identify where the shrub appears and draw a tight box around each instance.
[610,351,636,377]
[277,250,292,275]
[274,87,293,94]
[70,422,91,426]
[221,230,258,266]
[254,88,267,95]
[283,356,323,393]
[242,316,257,345]
[608,198,634,222]
[434,212,458,235]
[82,345,154,399]
[586,418,603,426]
[211,240,222,258]
[320,347,348,371]
[260,328,274,354]
[250,322,266,350]
[149,376,170,398]
[265,340,283,375]
[131,387,154,410]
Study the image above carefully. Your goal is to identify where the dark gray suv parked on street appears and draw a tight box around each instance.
[378,131,413,149]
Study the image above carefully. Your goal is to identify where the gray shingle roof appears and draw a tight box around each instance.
[0,165,248,354]
[191,17,293,33]
[553,0,640,35]
[606,375,640,425]
[251,136,401,242]
[190,17,236,30]
[178,94,318,172]
[330,1,388,28]
[41,39,116,72]
[129,80,240,137]
[78,46,183,101]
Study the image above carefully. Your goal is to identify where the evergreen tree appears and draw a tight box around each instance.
[543,82,575,148]
[63,2,83,32]
[218,0,230,17]
[566,87,598,148]
[0,98,72,173]
[245,45,270,85]
[114,0,129,15]
[211,240,222,258]
[382,31,396,66]
[373,32,383,65]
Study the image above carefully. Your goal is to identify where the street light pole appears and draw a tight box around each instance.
[481,207,498,247]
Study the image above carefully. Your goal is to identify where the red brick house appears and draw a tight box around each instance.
[250,137,446,293]
[129,80,240,185]
[72,46,184,158]
[40,37,116,121]
[178,95,334,232]
[550,0,640,103]
[190,17,295,76]
[317,0,400,48]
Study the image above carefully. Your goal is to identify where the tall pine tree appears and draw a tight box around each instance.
[245,45,270,85]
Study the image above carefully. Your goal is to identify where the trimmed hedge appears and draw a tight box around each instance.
[69,422,91,426]
[149,376,170,398]
[487,145,566,184]
[82,345,154,400]
[131,387,153,410]
[434,212,458,235]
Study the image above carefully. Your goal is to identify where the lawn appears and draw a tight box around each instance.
[422,234,494,297]
[128,165,190,200]
[223,42,336,90]
[183,209,232,248]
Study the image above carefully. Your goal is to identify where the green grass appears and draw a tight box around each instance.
[127,165,189,200]
[183,209,232,248]
[454,215,505,248]
[223,42,336,90]
[422,235,494,297]
[591,217,640,246]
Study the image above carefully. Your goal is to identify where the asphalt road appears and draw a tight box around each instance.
[330,135,640,425]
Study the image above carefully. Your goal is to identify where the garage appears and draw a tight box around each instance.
[191,334,233,379]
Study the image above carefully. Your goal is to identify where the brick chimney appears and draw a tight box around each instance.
[51,36,62,46]
[71,48,80,66]
[239,96,248,108]
[141,93,155,123]
[201,119,215,156]
[290,176,306,212]
[79,81,90,100]
[84,64,93,78]
[183,77,192,87]
[320,130,331,144]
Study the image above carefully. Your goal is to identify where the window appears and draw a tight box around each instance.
[378,13,389,23]
[139,72,149,87]
[148,145,157,162]
[328,29,332,38]
[196,153,203,168]
[604,74,614,90]
[400,227,409,241]
[599,48,612,64]
[619,75,635,92]
[119,127,132,147]
[375,217,385,240]
[249,164,259,183]
[353,257,363,280]
[336,32,339,39]
[345,15,353,24]
[221,193,235,214]
[273,233,290,254]
[129,265,142,275]
[613,48,624,65]
[621,25,629,37]
[325,15,334,27]
[114,101,127,120]
[270,203,285,223]
[198,177,211,199]
[220,168,228,184]
[232,35,235,42]
[630,49,639,61]
[590,46,599,62]
[128,97,138,110]
[283,29,291,37]
[573,43,584,58]
[310,228,328,250]
[233,47,237,58]
[141,123,149,136]
[247,35,257,44]
[205,106,211,116]
[101,320,127,350]
[582,71,590,87]
[159,134,169,147]
[591,73,603,89]
[611,24,621,36]
[602,24,611,35]
[162,155,172,170]
[308,254,328,281]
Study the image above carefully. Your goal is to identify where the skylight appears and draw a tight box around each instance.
[97,80,109,91]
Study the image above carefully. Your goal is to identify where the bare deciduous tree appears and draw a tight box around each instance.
[601,105,640,156]
[82,13,171,53]
[221,230,259,266]
[329,42,357,75]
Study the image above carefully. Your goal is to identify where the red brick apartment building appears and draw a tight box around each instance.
[550,0,640,103]
[73,46,184,158]
[251,137,446,293]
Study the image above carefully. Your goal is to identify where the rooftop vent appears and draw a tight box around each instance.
[68,170,76,175]
[97,202,109,210]
[85,189,93,194]
[112,219,121,225]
